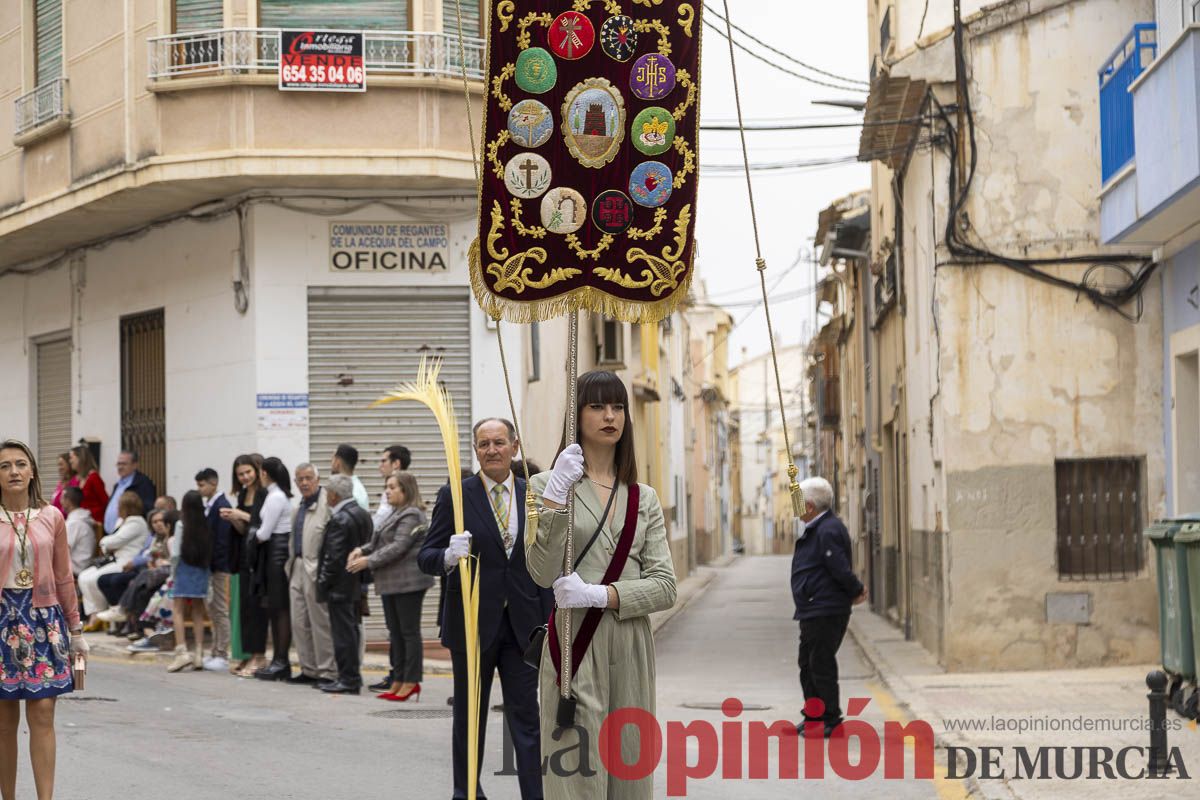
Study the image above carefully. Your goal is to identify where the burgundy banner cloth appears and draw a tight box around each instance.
[470,1,701,323]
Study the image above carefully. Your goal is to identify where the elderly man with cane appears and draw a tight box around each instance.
[792,477,867,738]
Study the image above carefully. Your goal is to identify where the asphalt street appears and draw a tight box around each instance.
[20,557,943,798]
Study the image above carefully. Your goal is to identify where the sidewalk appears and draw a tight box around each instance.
[849,610,1200,799]
[82,560,722,674]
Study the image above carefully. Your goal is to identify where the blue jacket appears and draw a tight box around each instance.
[418,475,553,653]
[791,512,864,621]
[206,494,234,574]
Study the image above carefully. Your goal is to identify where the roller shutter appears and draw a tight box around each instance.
[259,0,410,30]
[35,337,72,474]
[443,0,482,39]
[307,287,472,643]
[175,0,223,31]
[34,0,63,85]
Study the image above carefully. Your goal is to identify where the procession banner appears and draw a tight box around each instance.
[469,0,702,323]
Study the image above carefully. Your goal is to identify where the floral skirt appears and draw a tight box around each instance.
[0,590,73,700]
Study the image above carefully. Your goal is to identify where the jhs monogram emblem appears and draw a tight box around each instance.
[630,53,677,100]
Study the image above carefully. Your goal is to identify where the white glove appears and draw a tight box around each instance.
[444,531,472,569]
[71,633,89,657]
[544,444,585,504]
[553,572,609,609]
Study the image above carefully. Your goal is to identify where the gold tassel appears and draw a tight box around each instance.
[525,493,540,548]
[788,463,805,519]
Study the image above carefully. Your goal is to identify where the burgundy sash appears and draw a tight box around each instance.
[547,483,640,685]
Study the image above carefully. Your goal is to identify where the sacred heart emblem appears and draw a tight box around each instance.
[629,161,674,208]
[561,78,626,169]
[601,15,638,62]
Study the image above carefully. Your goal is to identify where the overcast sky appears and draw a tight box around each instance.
[694,1,869,368]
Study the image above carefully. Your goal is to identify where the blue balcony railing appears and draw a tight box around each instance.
[1098,23,1157,184]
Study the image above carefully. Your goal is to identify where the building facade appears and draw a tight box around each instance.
[1,0,508,642]
[1098,0,1200,519]
[857,0,1164,670]
[731,344,806,556]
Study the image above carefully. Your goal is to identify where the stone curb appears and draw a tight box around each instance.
[846,613,1001,799]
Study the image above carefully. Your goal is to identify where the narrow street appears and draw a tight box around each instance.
[26,557,945,799]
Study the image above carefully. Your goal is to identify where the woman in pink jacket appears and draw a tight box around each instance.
[0,439,87,799]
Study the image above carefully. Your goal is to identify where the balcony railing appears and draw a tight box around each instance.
[13,78,69,139]
[147,28,485,82]
[1098,23,1156,184]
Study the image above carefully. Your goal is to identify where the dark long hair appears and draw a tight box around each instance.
[231,454,262,504]
[179,490,211,568]
[261,457,293,498]
[557,370,638,486]
[70,443,99,478]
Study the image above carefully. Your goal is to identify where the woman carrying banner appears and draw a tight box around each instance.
[527,370,676,800]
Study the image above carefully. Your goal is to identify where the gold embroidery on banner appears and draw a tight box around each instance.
[632,18,672,57]
[572,0,623,12]
[600,204,691,297]
[483,201,576,295]
[633,0,664,6]
[566,233,616,261]
[491,64,516,112]
[625,207,667,241]
[511,198,548,238]
[672,135,695,189]
[517,13,554,50]
[496,0,515,32]
[677,3,695,37]
[672,70,696,121]
[487,131,511,179]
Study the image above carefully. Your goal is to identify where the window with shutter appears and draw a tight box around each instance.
[34,0,63,86]
[259,0,410,30]
[175,0,223,32]
[443,0,483,38]
[34,336,72,471]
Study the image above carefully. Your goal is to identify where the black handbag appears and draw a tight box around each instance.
[522,487,619,669]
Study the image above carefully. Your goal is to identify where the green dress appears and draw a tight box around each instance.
[526,474,677,800]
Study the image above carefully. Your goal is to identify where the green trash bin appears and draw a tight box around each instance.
[1145,517,1200,680]
[1175,521,1200,684]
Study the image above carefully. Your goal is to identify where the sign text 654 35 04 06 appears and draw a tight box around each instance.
[279,31,366,92]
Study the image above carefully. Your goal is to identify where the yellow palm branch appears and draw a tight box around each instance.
[370,357,481,800]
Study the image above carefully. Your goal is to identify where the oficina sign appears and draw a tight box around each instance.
[279,30,366,91]
[329,222,450,271]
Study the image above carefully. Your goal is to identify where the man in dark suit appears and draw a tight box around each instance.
[102,449,158,534]
[316,474,373,695]
[419,418,553,800]
[792,477,868,738]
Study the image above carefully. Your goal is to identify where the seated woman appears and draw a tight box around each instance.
[78,491,149,630]
[526,370,677,800]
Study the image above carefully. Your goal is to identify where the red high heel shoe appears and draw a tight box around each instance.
[392,683,421,702]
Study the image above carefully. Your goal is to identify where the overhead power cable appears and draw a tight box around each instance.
[701,18,869,93]
[703,4,870,88]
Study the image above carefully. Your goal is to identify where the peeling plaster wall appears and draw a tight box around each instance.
[893,0,1164,670]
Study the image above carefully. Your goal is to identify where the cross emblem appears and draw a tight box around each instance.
[558,16,586,57]
[519,158,539,191]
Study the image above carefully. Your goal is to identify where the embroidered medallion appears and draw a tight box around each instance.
[504,153,553,199]
[561,78,626,168]
[540,187,588,234]
[548,11,595,61]
[508,99,554,148]
[630,52,676,101]
[631,106,676,156]
[600,15,638,62]
[629,161,674,208]
[591,190,634,235]
[515,47,557,94]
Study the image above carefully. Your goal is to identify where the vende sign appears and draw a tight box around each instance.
[279,31,365,92]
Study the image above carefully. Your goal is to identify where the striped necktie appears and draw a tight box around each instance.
[491,484,513,550]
